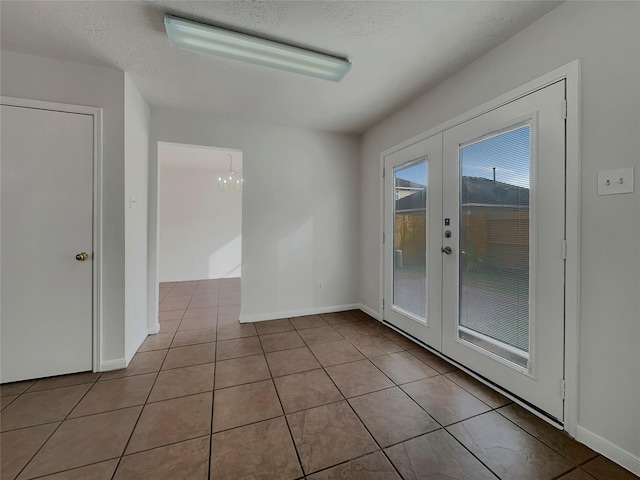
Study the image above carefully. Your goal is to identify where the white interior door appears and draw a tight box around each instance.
[441,80,566,420]
[1,104,94,383]
[383,135,442,349]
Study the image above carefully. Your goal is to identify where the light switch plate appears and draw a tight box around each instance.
[597,167,634,195]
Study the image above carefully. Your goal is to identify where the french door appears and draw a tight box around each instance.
[384,80,566,420]
[384,135,443,350]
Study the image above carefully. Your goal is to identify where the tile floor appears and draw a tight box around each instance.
[1,278,638,480]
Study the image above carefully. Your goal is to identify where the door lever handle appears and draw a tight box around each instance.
[441,246,452,255]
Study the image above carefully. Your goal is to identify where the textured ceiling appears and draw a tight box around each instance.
[0,1,561,134]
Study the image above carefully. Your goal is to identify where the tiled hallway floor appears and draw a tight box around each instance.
[2,278,638,479]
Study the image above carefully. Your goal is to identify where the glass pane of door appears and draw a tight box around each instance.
[458,125,531,368]
[393,161,427,320]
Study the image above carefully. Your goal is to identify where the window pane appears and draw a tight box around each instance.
[393,161,427,320]
[458,125,530,365]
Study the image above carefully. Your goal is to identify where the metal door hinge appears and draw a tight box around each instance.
[383,233,385,244]
[561,239,567,260]
[383,167,386,178]
[562,99,567,120]
[560,379,566,399]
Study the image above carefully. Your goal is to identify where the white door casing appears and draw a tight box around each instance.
[1,100,100,382]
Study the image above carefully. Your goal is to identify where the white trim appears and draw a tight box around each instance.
[576,426,640,477]
[377,59,581,433]
[358,303,382,320]
[100,358,127,372]
[239,304,360,323]
[1,96,104,375]
[147,321,161,335]
[563,60,581,438]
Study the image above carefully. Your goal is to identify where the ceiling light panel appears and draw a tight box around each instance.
[164,15,351,82]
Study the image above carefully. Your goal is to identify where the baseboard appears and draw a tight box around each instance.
[99,358,127,372]
[358,303,382,321]
[159,275,240,283]
[147,320,160,335]
[576,426,640,476]
[239,304,360,323]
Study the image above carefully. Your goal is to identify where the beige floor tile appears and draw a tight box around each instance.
[255,318,294,335]
[35,459,119,479]
[212,380,282,432]
[290,315,329,330]
[307,451,401,480]
[126,392,212,454]
[259,331,305,353]
[408,348,458,374]
[287,401,377,475]
[333,322,377,338]
[1,395,18,411]
[28,372,102,393]
[211,417,302,480]
[498,403,597,464]
[447,410,573,480]
[0,380,36,397]
[69,373,155,417]
[215,354,271,389]
[385,429,497,480]
[148,363,214,403]
[297,326,344,346]
[19,407,141,479]
[162,343,216,370]
[348,387,439,447]
[216,336,263,361]
[137,333,174,352]
[371,351,439,384]
[114,437,209,480]
[325,360,394,398]
[445,370,511,408]
[581,456,640,480]
[320,311,359,325]
[100,350,166,380]
[171,327,217,347]
[1,422,59,480]
[265,346,321,377]
[348,334,404,358]
[274,369,343,413]
[309,340,365,367]
[216,323,257,341]
[178,316,217,331]
[557,469,599,480]
[401,375,491,425]
[183,306,218,319]
[1,384,91,431]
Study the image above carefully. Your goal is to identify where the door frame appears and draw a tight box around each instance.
[1,96,104,374]
[378,60,580,435]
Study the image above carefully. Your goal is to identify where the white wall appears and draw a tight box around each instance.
[1,51,127,368]
[360,1,640,471]
[124,73,150,361]
[149,109,361,322]
[158,146,242,281]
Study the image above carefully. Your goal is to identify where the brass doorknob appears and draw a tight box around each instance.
[75,252,89,261]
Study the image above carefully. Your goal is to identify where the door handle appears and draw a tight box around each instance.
[441,246,452,255]
[75,252,89,261]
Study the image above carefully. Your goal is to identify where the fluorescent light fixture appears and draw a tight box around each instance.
[164,15,351,82]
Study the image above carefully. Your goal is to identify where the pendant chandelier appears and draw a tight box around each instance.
[217,154,243,193]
